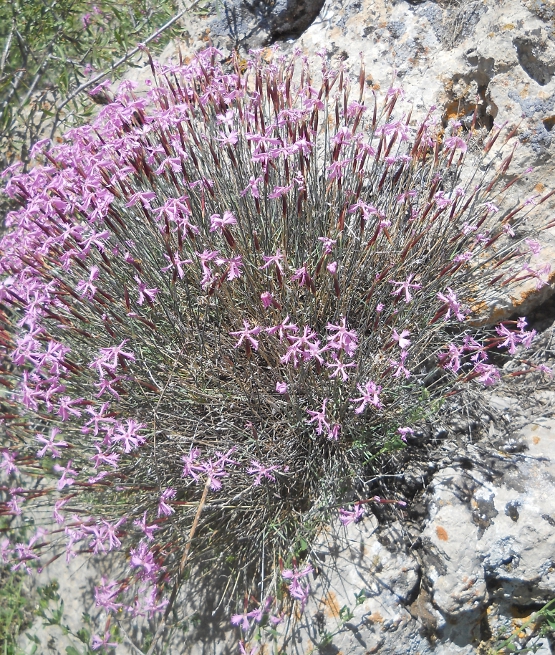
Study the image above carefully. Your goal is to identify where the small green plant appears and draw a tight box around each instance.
[487,599,555,654]
[0,566,31,655]
[24,581,121,654]
[310,589,367,651]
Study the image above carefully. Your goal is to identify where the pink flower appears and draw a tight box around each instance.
[392,328,411,350]
[437,288,466,322]
[473,362,500,386]
[247,460,282,484]
[210,210,237,232]
[326,318,358,356]
[216,255,243,281]
[260,249,285,274]
[339,504,365,526]
[318,236,336,254]
[36,428,68,458]
[390,274,422,303]
[397,427,414,442]
[241,175,263,198]
[525,238,541,255]
[438,343,463,373]
[390,350,411,379]
[290,265,312,288]
[231,612,251,631]
[0,450,18,476]
[91,632,118,651]
[126,191,156,209]
[217,131,239,146]
[326,354,356,381]
[266,316,298,341]
[350,381,382,414]
[157,488,176,517]
[230,321,262,351]
[53,460,78,490]
[134,276,159,305]
[94,577,122,611]
[134,512,160,541]
[306,399,330,435]
[260,292,274,308]
[276,381,288,394]
[444,135,467,152]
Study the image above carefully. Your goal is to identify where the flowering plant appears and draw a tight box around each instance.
[0,46,548,647]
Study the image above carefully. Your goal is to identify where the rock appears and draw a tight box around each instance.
[415,417,555,647]
[421,468,487,624]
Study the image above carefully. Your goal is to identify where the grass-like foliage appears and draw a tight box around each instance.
[0,46,550,648]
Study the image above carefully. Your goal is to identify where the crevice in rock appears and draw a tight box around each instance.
[514,37,554,86]
[214,0,326,48]
[442,67,497,132]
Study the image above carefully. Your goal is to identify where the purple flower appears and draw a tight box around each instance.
[438,343,464,373]
[390,350,411,379]
[240,175,263,198]
[133,512,160,541]
[76,266,100,299]
[230,321,262,351]
[276,381,288,394]
[260,249,285,274]
[495,324,520,355]
[247,460,282,485]
[134,276,159,305]
[53,460,78,490]
[112,419,145,453]
[326,318,358,356]
[94,577,122,611]
[339,504,365,526]
[525,238,541,255]
[266,316,298,341]
[350,381,382,414]
[306,399,330,435]
[157,488,176,517]
[437,288,466,322]
[392,328,411,350]
[210,210,237,232]
[260,291,274,308]
[36,428,68,458]
[443,135,467,153]
[326,355,356,381]
[473,362,500,386]
[217,131,239,146]
[397,427,414,442]
[389,274,422,303]
[0,450,18,476]
[318,236,336,254]
[126,191,156,209]
[91,632,118,651]
[231,612,251,631]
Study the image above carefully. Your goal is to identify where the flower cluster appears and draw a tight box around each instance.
[0,46,547,644]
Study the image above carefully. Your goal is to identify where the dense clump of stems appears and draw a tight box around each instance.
[0,47,548,640]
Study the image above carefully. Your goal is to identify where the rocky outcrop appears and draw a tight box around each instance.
[283,418,555,654]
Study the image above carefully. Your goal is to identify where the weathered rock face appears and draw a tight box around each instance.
[170,0,555,321]
[281,421,555,655]
[205,0,326,47]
